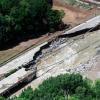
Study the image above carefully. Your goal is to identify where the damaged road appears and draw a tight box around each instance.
[13,28,100,96]
[0,15,100,97]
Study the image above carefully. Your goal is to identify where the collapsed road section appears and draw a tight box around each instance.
[0,67,36,96]
[0,15,100,97]
[64,15,100,34]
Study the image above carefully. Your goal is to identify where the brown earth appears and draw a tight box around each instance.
[0,0,97,65]
[53,5,88,26]
[53,0,100,25]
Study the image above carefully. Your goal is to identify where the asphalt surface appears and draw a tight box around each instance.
[13,29,100,96]
[64,15,100,34]
[0,15,100,96]
[0,15,100,76]
[0,42,47,75]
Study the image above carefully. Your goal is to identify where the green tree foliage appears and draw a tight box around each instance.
[46,9,64,32]
[0,97,5,100]
[95,80,100,99]
[1,74,100,100]
[68,96,79,100]
[0,0,64,46]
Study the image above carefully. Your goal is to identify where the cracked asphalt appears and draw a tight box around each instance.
[13,29,100,96]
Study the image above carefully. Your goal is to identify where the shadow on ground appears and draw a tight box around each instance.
[59,24,100,38]
[0,23,68,51]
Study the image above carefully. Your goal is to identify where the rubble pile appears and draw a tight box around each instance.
[70,55,99,73]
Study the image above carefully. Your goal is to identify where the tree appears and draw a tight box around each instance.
[0,0,63,46]
[2,73,99,100]
[68,96,79,100]
[46,9,64,32]
[95,80,100,99]
[0,96,5,100]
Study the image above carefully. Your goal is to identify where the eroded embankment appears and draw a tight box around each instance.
[32,22,100,64]
[0,16,100,97]
[12,29,100,97]
[10,16,100,96]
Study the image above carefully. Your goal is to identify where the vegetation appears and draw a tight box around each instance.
[0,0,64,46]
[0,97,5,100]
[1,73,100,100]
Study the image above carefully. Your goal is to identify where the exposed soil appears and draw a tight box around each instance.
[0,0,98,65]
[7,1,100,96]
[53,6,88,26]
[13,29,100,97]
